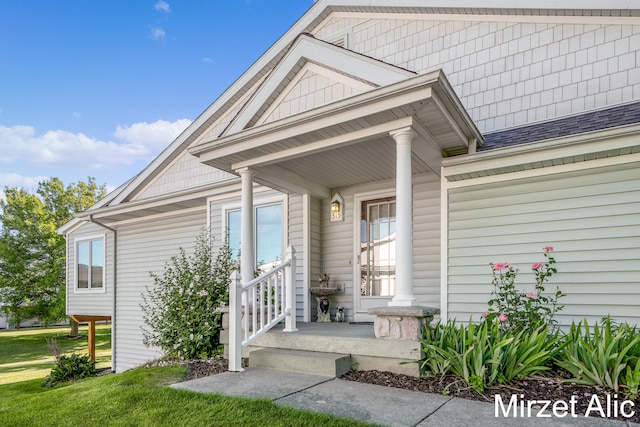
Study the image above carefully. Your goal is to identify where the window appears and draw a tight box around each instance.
[76,237,104,290]
[226,202,283,271]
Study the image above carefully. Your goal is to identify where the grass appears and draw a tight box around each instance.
[0,326,376,426]
[0,366,376,427]
[0,324,111,384]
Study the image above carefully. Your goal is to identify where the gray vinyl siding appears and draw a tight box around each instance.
[66,222,114,317]
[309,196,322,317]
[322,173,441,319]
[288,194,305,320]
[115,209,206,372]
[446,161,640,326]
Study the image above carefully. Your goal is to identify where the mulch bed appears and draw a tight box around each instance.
[342,370,640,424]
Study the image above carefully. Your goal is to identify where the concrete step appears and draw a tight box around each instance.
[249,348,351,377]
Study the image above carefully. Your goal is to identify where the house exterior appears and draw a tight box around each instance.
[59,0,640,373]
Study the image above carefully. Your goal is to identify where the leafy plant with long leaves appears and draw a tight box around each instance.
[555,318,640,393]
[421,319,558,392]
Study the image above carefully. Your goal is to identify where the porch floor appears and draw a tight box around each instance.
[264,322,376,339]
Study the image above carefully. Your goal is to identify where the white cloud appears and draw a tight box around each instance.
[202,57,214,64]
[0,118,191,171]
[150,26,166,40]
[0,173,49,201]
[115,118,191,155]
[154,0,170,12]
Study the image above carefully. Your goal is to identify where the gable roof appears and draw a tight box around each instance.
[481,101,640,151]
[92,0,640,210]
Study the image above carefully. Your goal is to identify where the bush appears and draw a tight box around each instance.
[484,246,564,332]
[45,353,97,387]
[141,230,237,360]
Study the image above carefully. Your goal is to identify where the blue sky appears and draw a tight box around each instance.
[0,1,312,197]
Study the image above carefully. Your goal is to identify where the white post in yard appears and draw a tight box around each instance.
[228,270,244,372]
[284,246,298,332]
[389,127,417,307]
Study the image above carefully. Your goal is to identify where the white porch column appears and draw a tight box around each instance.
[238,168,255,284]
[390,128,416,306]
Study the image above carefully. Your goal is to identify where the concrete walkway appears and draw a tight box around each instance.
[171,368,638,427]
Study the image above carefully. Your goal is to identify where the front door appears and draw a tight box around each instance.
[355,197,396,320]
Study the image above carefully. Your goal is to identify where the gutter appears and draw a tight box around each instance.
[88,215,117,373]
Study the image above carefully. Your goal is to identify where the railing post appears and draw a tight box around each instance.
[228,270,244,372]
[284,246,298,332]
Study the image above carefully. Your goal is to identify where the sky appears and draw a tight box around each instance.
[0,0,313,198]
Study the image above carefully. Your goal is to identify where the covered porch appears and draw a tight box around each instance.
[192,70,481,374]
[192,70,481,313]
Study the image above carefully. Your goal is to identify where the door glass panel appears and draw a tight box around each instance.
[360,198,396,297]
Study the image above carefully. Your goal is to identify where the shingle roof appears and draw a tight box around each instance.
[480,101,640,151]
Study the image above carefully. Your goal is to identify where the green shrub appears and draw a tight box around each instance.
[44,353,96,387]
[141,229,238,360]
[555,318,640,394]
[420,319,559,392]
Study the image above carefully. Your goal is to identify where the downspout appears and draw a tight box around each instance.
[88,215,117,373]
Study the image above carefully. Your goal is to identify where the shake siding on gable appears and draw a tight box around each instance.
[314,15,639,134]
[446,162,640,326]
[115,209,206,372]
[66,222,114,316]
[135,152,234,200]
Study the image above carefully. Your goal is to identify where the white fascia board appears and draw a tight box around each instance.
[225,36,414,135]
[194,80,438,164]
[321,0,639,10]
[442,123,640,179]
[77,179,241,221]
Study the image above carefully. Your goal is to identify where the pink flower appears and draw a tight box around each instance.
[526,291,537,298]
[482,311,489,318]
[198,289,208,297]
[493,262,510,271]
[543,246,554,252]
[532,262,542,270]
[498,313,508,322]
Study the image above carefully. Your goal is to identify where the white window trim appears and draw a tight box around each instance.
[353,189,396,316]
[221,194,288,266]
[74,233,107,294]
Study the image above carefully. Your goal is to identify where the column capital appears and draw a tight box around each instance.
[237,167,255,178]
[389,127,417,142]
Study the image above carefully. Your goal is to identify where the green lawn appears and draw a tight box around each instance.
[0,326,376,427]
[0,324,111,384]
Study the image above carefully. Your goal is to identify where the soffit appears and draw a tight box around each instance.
[191,71,481,197]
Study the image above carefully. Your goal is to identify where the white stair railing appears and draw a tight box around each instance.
[228,246,297,372]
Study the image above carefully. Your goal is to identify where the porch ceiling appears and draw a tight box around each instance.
[190,71,482,198]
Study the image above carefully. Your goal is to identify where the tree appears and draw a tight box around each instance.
[0,177,106,328]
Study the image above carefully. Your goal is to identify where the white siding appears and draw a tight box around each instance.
[66,222,114,317]
[314,15,640,133]
[447,161,640,326]
[115,209,206,372]
[288,194,305,320]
